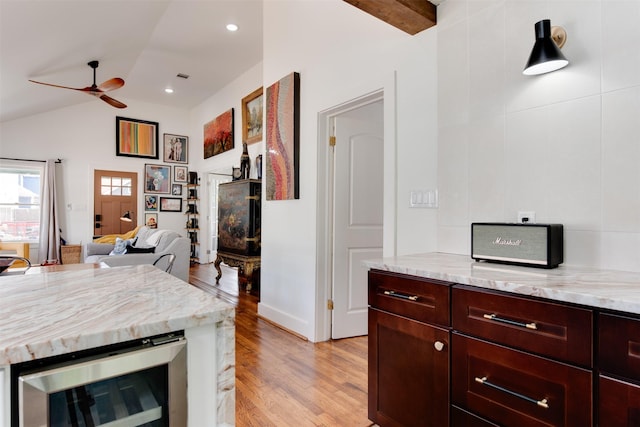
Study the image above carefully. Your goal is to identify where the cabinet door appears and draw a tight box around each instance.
[599,376,640,426]
[452,333,592,427]
[368,308,449,427]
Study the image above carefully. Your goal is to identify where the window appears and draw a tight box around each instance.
[101,175,133,196]
[0,164,42,242]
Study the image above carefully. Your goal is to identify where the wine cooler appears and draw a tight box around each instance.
[11,332,187,427]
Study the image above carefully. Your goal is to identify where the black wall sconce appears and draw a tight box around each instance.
[523,19,569,75]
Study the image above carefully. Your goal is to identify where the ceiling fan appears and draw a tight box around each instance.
[29,60,127,109]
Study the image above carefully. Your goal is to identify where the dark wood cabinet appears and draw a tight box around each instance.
[599,313,640,426]
[368,269,640,427]
[368,270,451,427]
[215,179,261,292]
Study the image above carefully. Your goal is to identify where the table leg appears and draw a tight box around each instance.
[244,262,255,293]
[214,255,223,283]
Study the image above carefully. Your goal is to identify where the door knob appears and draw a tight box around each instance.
[434,341,445,352]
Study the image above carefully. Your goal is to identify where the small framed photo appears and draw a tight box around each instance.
[174,165,188,183]
[160,197,182,212]
[163,133,188,163]
[144,195,158,211]
[116,116,159,159]
[242,87,263,144]
[172,184,183,196]
[145,213,158,229]
[144,164,171,194]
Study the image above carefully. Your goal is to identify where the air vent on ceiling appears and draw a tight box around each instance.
[177,73,190,79]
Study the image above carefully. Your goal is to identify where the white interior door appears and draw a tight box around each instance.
[331,100,384,339]
[208,173,231,263]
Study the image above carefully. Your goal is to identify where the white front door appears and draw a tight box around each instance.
[331,99,384,339]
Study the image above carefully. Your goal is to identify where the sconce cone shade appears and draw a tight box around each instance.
[523,19,569,75]
[120,211,133,222]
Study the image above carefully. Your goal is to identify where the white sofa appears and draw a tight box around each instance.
[84,226,190,282]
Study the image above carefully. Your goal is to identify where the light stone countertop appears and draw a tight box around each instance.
[0,264,235,365]
[364,252,640,315]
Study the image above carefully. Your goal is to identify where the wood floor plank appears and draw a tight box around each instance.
[190,263,373,426]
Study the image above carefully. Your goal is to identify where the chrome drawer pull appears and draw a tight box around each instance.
[483,313,538,330]
[475,376,549,409]
[383,290,418,301]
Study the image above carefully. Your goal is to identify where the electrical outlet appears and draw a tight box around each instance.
[517,211,536,223]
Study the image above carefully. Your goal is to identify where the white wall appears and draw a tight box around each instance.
[260,0,439,340]
[0,98,190,253]
[436,0,640,272]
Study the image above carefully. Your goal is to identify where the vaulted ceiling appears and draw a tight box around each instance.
[0,1,263,123]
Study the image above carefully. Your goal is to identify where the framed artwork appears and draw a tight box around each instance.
[172,184,183,196]
[144,195,158,211]
[265,72,300,200]
[242,87,263,144]
[174,165,188,183]
[163,133,188,163]
[144,164,171,194]
[116,116,159,159]
[160,197,182,212]
[204,108,234,159]
[145,213,158,229]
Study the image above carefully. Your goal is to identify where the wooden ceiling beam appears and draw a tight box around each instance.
[344,0,437,35]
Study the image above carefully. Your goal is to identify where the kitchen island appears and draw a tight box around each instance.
[365,252,640,426]
[0,264,235,426]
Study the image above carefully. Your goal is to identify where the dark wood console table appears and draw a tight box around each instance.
[214,252,260,292]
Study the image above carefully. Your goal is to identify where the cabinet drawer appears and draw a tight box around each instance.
[599,313,640,380]
[599,376,640,426]
[452,285,593,367]
[452,333,592,427]
[368,270,451,326]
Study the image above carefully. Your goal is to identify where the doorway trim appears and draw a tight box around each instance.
[314,73,398,342]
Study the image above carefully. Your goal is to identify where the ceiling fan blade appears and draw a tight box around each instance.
[98,78,125,92]
[28,79,88,92]
[100,94,127,109]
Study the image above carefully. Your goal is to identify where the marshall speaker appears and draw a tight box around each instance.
[471,223,563,269]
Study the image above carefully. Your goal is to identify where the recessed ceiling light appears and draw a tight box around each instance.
[165,88,174,94]
[226,23,238,32]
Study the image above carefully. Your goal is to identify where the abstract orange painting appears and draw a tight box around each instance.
[204,109,234,159]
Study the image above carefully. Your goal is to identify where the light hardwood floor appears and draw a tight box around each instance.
[189,263,372,427]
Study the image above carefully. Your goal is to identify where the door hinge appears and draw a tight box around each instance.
[329,136,336,147]
[327,299,334,310]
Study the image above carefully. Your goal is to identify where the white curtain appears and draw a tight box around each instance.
[38,159,61,262]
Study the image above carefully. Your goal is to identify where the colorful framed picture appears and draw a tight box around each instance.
[174,165,188,183]
[204,108,234,159]
[116,116,159,159]
[144,164,171,194]
[145,213,158,229]
[163,133,188,164]
[172,184,183,196]
[144,195,158,211]
[242,87,263,144]
[159,197,182,212]
[265,72,300,200]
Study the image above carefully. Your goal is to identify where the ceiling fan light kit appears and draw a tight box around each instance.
[29,60,127,109]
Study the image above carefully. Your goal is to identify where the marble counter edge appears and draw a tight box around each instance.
[363,254,640,315]
[1,306,236,366]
